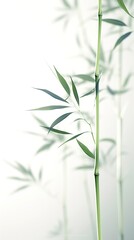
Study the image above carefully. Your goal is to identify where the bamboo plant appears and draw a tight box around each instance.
[7,1,134,239]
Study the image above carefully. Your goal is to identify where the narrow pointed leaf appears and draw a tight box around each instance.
[102,18,126,26]
[107,86,129,95]
[49,112,73,131]
[77,140,95,159]
[75,165,94,170]
[39,168,43,181]
[32,114,48,126]
[122,74,132,87]
[71,78,79,105]
[103,6,119,14]
[34,88,68,103]
[54,67,70,95]
[100,138,116,144]
[73,74,95,82]
[42,126,72,135]
[36,141,55,155]
[117,0,134,18]
[63,0,71,8]
[54,14,68,23]
[8,177,32,182]
[59,131,88,147]
[114,32,132,49]
[81,88,95,97]
[15,162,29,175]
[12,185,30,194]
[29,105,69,111]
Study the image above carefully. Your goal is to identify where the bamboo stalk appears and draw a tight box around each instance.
[117,36,124,240]
[94,0,102,240]
[63,148,68,240]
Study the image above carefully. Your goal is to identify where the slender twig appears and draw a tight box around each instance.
[94,0,102,239]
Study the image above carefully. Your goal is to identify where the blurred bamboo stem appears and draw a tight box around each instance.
[117,36,124,240]
[63,155,68,240]
[94,0,102,240]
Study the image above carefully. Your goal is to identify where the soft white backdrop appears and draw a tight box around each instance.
[0,0,134,240]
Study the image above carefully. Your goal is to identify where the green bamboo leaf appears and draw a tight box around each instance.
[71,78,79,105]
[75,165,94,170]
[73,74,95,82]
[59,131,88,147]
[36,141,55,155]
[90,46,96,57]
[114,32,132,49]
[63,0,71,8]
[54,67,70,95]
[8,177,32,182]
[32,114,48,126]
[38,168,43,181]
[29,105,69,111]
[42,126,72,135]
[117,0,134,18]
[102,18,126,26]
[73,118,84,122]
[28,168,36,181]
[33,88,68,103]
[77,140,95,159]
[100,45,105,62]
[54,14,68,23]
[100,138,116,145]
[103,6,119,14]
[49,112,73,132]
[15,162,29,175]
[107,86,129,95]
[12,185,30,194]
[81,88,95,98]
[122,73,132,87]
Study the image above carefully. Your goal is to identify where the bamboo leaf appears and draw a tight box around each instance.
[14,162,29,175]
[42,126,72,135]
[102,18,126,26]
[77,140,95,159]
[8,177,32,182]
[117,0,134,18]
[103,6,119,14]
[54,67,70,95]
[114,32,132,49]
[71,78,79,105]
[75,165,94,170]
[107,86,129,95]
[100,138,116,145]
[54,14,68,23]
[122,73,133,87]
[73,74,95,82]
[38,168,43,181]
[49,112,73,131]
[62,0,71,8]
[36,141,55,155]
[81,88,95,98]
[59,131,88,147]
[29,105,69,111]
[12,185,30,194]
[32,114,47,126]
[33,88,68,103]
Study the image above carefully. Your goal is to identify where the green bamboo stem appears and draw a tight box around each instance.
[63,153,68,240]
[117,38,124,240]
[84,175,96,240]
[94,0,102,240]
